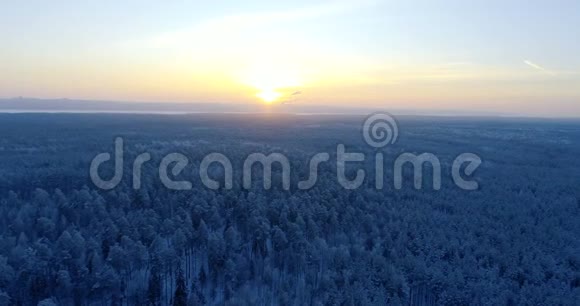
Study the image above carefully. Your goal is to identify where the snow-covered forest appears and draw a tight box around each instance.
[0,113,579,305]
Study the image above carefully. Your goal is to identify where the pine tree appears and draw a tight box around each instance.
[173,267,187,306]
[147,268,161,306]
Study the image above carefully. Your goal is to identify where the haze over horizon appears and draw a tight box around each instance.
[1,0,579,116]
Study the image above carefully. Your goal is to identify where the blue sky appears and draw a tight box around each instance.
[1,0,579,116]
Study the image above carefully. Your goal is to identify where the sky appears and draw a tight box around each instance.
[1,0,579,116]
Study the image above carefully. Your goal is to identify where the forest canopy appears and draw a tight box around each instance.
[0,113,579,305]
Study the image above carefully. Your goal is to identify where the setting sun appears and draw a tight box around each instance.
[239,62,303,104]
[256,89,282,104]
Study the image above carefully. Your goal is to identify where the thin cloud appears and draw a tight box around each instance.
[144,0,381,48]
[524,60,555,75]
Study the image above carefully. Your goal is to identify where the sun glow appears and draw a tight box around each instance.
[256,89,282,104]
[239,62,303,104]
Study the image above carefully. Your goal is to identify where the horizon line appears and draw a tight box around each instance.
[1,96,578,119]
